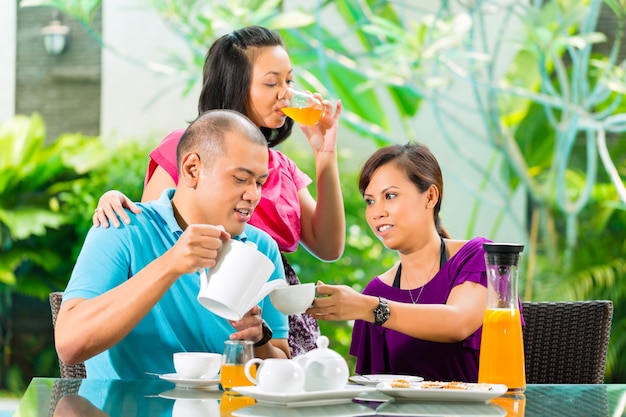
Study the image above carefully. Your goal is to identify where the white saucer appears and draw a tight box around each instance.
[349,374,424,386]
[158,373,220,389]
[233,384,377,407]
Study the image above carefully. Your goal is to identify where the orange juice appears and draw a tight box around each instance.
[478,308,526,391]
[220,364,255,391]
[282,107,323,125]
[490,394,526,416]
[220,393,255,417]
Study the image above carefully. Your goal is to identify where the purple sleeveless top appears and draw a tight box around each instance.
[350,237,490,382]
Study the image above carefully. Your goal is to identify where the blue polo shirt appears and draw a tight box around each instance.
[64,189,288,379]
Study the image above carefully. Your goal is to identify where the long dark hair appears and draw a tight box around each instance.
[197,26,294,147]
[358,142,450,238]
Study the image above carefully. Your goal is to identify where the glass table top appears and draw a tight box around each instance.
[13,377,626,417]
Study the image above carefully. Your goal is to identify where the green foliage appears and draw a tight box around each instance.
[59,138,158,259]
[0,113,108,296]
[0,114,155,391]
[0,113,109,391]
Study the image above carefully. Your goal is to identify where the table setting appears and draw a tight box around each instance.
[16,242,622,417]
[147,332,512,417]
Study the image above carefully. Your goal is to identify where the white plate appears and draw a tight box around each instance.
[349,374,424,386]
[233,384,377,407]
[159,388,223,400]
[158,373,221,389]
[376,381,508,402]
[233,402,376,417]
[376,400,506,416]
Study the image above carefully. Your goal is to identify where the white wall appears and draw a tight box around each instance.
[0,1,16,124]
[101,0,199,144]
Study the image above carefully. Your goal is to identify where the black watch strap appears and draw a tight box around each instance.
[373,296,390,326]
[254,321,273,348]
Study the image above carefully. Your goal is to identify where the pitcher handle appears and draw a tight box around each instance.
[244,358,263,385]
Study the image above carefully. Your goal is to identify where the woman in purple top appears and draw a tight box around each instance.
[308,143,489,382]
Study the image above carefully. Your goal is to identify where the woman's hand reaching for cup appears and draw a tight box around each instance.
[93,190,142,228]
[307,281,376,322]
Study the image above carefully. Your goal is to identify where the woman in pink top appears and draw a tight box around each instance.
[92,26,345,357]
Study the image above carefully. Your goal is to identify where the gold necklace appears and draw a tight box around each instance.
[403,254,438,305]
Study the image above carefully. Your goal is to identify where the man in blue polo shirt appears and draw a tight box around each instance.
[55,110,289,379]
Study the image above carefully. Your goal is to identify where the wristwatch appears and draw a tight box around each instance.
[373,296,390,326]
[254,321,273,348]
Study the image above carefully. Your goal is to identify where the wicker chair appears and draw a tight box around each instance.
[49,291,87,378]
[521,300,613,384]
[47,378,83,417]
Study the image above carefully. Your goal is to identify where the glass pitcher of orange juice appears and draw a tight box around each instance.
[490,393,526,417]
[478,243,525,392]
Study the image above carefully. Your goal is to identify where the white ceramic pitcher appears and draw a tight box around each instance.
[244,358,305,393]
[197,239,286,320]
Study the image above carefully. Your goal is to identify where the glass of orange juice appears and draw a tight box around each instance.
[282,89,324,125]
[220,340,255,393]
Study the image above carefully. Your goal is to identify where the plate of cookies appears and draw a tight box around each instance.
[376,380,508,402]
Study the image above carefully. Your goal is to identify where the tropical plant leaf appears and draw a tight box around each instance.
[0,208,67,240]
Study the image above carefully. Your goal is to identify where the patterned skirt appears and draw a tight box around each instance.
[281,254,320,357]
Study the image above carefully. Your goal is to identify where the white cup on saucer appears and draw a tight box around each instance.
[173,352,221,379]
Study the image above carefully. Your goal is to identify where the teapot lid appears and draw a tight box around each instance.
[304,336,344,361]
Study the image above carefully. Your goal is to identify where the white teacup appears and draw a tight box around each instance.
[197,239,287,320]
[244,358,305,393]
[173,352,222,379]
[269,283,316,315]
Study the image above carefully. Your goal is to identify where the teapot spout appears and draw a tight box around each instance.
[244,279,287,312]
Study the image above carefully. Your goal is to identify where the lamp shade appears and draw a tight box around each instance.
[41,20,70,56]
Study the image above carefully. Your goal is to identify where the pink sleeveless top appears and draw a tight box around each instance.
[146,129,312,253]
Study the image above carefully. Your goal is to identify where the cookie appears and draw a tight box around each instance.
[390,379,411,388]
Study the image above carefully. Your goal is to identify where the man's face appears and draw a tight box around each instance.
[195,131,269,236]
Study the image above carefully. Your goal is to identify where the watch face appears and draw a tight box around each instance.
[374,298,390,325]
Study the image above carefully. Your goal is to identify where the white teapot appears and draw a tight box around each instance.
[295,335,349,391]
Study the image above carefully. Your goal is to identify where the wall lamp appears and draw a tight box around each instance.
[41,13,70,56]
